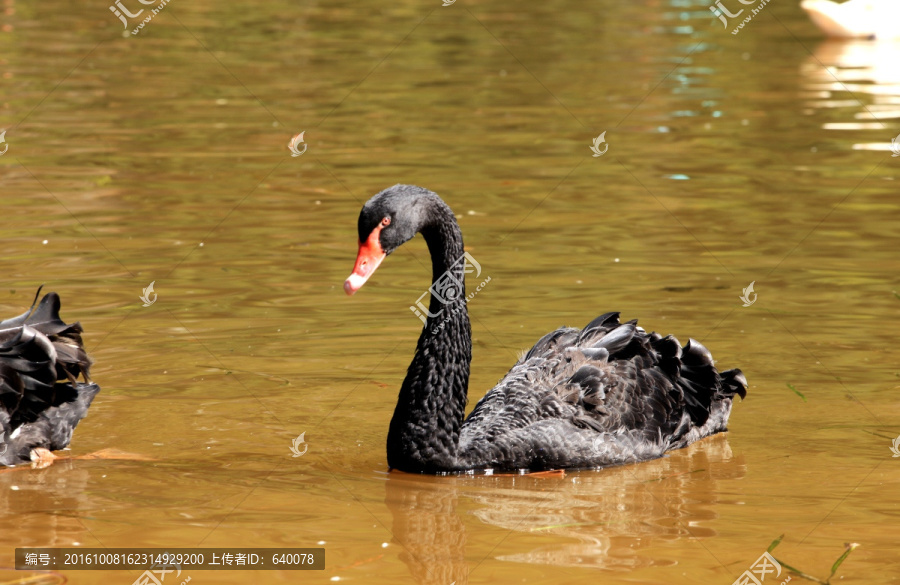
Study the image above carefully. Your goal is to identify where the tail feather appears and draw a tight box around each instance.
[1,291,95,431]
[28,293,91,383]
[578,312,621,342]
[676,339,746,427]
[720,368,748,400]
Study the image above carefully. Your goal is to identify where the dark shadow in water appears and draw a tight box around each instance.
[385,470,470,585]
[0,460,93,584]
[385,434,744,583]
[0,460,93,547]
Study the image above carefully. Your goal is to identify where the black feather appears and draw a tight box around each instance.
[1,291,99,466]
[353,185,748,473]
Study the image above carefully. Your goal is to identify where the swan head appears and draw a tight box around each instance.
[344,184,440,295]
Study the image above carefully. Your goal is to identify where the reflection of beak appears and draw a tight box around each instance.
[344,229,386,295]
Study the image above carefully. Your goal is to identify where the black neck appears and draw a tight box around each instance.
[387,200,471,472]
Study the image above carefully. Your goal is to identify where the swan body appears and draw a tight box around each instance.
[345,185,746,473]
[801,0,900,39]
[0,291,98,466]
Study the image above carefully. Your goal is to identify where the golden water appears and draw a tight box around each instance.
[1,0,898,583]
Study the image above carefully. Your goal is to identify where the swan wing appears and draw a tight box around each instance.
[459,313,746,469]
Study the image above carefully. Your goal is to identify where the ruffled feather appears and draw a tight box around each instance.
[0,290,98,466]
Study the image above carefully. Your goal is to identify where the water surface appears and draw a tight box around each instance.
[1,0,898,583]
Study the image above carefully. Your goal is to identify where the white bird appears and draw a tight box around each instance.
[800,0,900,39]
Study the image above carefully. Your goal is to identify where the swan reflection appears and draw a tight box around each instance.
[800,39,900,148]
[385,434,744,583]
[0,460,90,584]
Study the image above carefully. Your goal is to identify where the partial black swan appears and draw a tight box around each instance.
[0,290,98,466]
[345,185,747,474]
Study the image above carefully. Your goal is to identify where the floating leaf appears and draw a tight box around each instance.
[763,535,859,585]
[787,383,807,402]
[829,542,859,578]
[767,533,785,552]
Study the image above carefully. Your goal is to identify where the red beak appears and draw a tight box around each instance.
[344,228,386,295]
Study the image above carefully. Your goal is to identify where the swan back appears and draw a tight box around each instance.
[458,312,746,471]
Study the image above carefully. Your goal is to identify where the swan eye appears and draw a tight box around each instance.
[381,216,391,227]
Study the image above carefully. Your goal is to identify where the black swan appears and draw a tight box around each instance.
[0,290,98,466]
[344,185,747,474]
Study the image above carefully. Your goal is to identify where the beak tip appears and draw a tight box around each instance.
[343,278,356,296]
